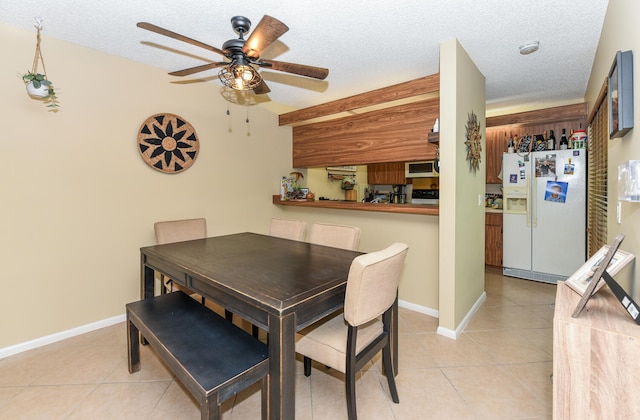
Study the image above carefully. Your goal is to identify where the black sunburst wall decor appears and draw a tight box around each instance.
[137,113,199,174]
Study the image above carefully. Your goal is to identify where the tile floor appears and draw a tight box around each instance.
[0,269,556,419]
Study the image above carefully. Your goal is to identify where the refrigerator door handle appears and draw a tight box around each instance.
[526,179,531,228]
[532,176,537,228]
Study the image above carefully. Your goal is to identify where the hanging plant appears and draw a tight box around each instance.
[21,19,60,110]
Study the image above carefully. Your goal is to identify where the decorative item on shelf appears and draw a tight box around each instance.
[22,18,59,110]
[464,111,482,173]
[340,177,356,190]
[533,134,547,151]
[515,134,534,157]
[137,113,199,174]
[570,130,588,149]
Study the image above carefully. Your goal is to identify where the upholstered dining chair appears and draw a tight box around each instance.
[295,242,409,420]
[269,218,307,241]
[308,222,361,250]
[154,218,207,301]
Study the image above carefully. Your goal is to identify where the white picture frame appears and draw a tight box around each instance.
[566,245,635,296]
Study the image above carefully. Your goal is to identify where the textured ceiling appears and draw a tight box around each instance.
[1,0,609,112]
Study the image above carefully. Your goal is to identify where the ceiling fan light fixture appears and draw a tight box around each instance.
[219,64,261,91]
[519,41,540,55]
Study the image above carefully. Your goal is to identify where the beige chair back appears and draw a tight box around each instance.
[154,218,207,244]
[269,218,307,241]
[308,223,361,250]
[344,242,408,327]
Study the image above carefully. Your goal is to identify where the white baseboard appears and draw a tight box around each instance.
[436,291,487,340]
[398,299,439,318]
[0,314,126,360]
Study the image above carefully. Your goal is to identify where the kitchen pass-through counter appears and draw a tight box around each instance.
[272,195,439,215]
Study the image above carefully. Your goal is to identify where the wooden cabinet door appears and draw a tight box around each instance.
[486,129,508,184]
[367,162,407,185]
[485,213,503,267]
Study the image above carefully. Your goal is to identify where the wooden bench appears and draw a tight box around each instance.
[126,291,269,420]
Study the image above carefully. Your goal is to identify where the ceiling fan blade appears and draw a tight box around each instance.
[253,80,271,95]
[242,15,289,58]
[259,60,329,80]
[169,62,228,77]
[137,22,225,56]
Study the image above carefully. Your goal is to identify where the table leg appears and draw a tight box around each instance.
[141,258,155,300]
[268,312,296,420]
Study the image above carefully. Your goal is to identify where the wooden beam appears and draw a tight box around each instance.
[486,103,588,127]
[279,74,440,126]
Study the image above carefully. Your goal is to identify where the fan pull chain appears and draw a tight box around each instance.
[226,104,232,133]
[246,108,251,136]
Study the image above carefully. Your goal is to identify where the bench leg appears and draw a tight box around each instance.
[203,393,221,420]
[127,318,141,373]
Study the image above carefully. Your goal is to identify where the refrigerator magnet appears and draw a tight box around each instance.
[535,155,556,177]
[509,174,517,183]
[564,158,575,175]
[520,168,526,179]
[544,181,568,203]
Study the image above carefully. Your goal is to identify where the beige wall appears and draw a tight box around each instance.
[0,23,293,348]
[585,0,640,299]
[270,206,440,311]
[439,39,486,332]
[1,22,445,351]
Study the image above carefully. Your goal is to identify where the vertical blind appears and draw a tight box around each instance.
[587,83,608,256]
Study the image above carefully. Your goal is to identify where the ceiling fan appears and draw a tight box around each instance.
[137,15,329,94]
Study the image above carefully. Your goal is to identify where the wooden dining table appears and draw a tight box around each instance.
[139,232,398,419]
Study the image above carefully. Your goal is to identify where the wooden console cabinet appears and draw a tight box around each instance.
[553,281,640,418]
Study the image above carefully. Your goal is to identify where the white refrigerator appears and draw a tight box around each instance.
[502,149,587,283]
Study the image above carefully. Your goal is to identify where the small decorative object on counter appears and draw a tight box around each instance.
[282,171,307,200]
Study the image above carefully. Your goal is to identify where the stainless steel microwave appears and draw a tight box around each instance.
[405,160,439,178]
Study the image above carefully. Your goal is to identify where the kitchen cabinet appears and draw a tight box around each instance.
[367,162,406,185]
[485,130,508,184]
[280,75,440,168]
[485,212,502,267]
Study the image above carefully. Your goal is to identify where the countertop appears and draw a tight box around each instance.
[272,195,439,215]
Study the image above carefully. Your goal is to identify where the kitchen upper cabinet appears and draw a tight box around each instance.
[280,75,441,169]
[291,99,438,167]
[485,130,508,184]
[485,213,502,267]
[367,162,406,185]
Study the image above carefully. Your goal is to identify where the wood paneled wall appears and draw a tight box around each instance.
[281,74,440,168]
[291,98,439,167]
